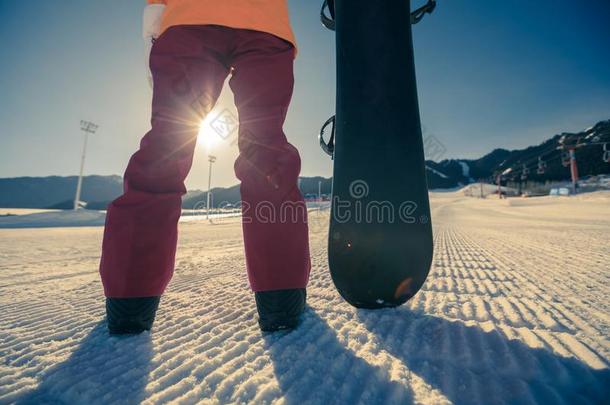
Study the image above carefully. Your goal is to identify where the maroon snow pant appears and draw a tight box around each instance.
[100,25,310,298]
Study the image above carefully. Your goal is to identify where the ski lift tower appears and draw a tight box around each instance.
[557,132,582,195]
[497,168,512,199]
[74,120,98,210]
[206,155,217,220]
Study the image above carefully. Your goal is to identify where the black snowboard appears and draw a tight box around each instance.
[319,0,436,308]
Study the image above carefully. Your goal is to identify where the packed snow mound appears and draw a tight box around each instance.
[1,195,608,403]
[0,208,60,216]
[456,182,517,197]
[0,209,106,229]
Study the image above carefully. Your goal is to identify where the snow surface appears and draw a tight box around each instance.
[0,209,61,216]
[1,193,609,404]
[457,161,475,183]
[425,166,449,179]
[0,210,107,229]
[458,161,469,178]
[0,203,328,229]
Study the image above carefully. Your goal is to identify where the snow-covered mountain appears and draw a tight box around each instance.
[425,119,610,188]
[1,120,608,208]
[0,175,123,209]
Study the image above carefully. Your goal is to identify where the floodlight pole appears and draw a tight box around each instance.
[318,181,322,211]
[568,148,579,195]
[74,121,98,210]
[206,155,217,220]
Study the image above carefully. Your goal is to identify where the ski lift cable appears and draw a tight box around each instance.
[500,143,558,168]
[582,141,610,147]
[556,132,610,148]
[504,153,567,177]
[499,134,609,177]
[504,149,562,176]
[499,140,567,173]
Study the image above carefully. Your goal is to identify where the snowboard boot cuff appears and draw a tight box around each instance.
[106,296,161,335]
[255,288,306,332]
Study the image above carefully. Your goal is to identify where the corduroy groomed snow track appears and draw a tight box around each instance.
[1,191,609,404]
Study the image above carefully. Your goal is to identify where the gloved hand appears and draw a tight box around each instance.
[143,4,166,88]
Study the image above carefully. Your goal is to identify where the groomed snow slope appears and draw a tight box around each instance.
[1,193,609,404]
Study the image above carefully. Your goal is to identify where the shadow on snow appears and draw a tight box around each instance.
[265,308,609,404]
[11,306,609,404]
[355,308,610,404]
[264,309,414,404]
[15,321,154,404]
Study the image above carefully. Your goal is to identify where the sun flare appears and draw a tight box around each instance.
[197,113,220,150]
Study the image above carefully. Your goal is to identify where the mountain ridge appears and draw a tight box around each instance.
[1,119,608,208]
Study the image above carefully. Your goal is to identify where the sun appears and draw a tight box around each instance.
[197,112,220,150]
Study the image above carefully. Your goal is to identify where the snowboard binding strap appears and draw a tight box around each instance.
[321,0,335,31]
[319,115,336,158]
[411,0,437,25]
[321,0,437,31]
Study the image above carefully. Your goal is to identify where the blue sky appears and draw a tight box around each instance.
[1,0,609,189]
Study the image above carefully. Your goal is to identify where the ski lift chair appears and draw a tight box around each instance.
[537,157,547,175]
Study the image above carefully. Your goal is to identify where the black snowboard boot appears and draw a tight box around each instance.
[106,296,161,335]
[255,288,306,332]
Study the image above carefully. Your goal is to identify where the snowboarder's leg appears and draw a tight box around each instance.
[229,31,311,293]
[100,26,231,332]
[229,30,310,330]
